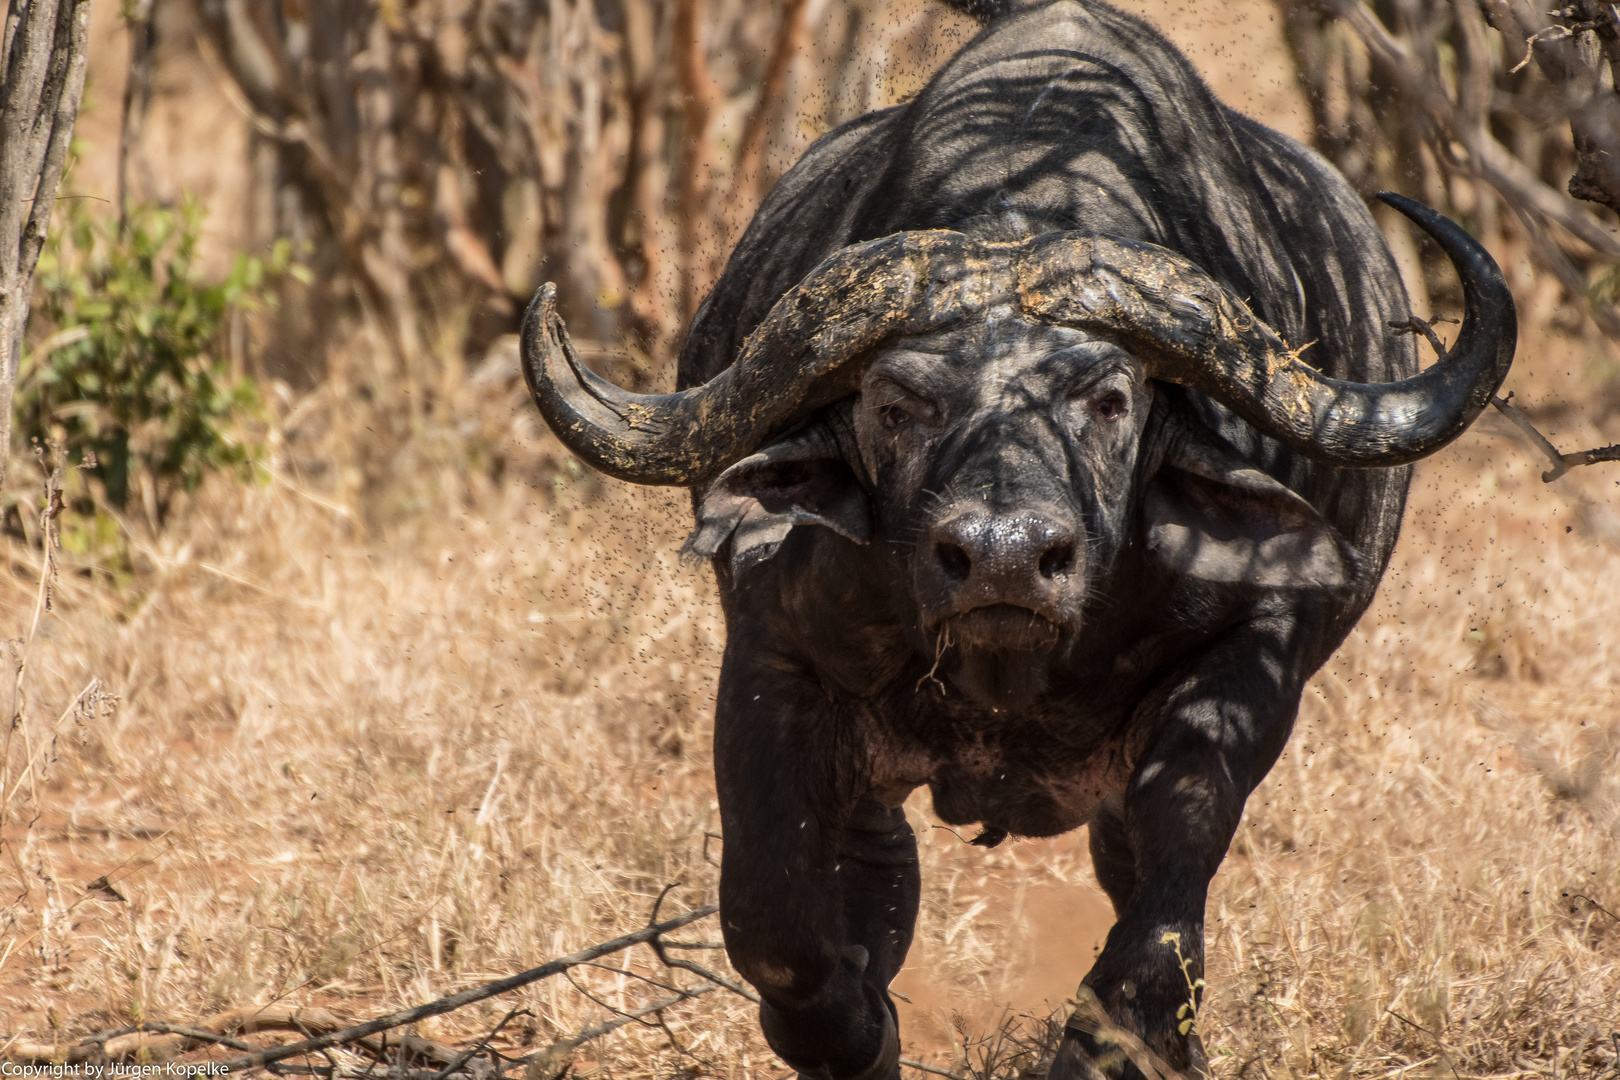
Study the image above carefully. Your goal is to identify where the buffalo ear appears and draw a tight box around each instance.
[1144,425,1365,588]
[683,423,871,575]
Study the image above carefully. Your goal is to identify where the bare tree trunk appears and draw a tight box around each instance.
[623,0,680,369]
[1491,0,1620,219]
[674,0,722,323]
[182,0,943,389]
[117,0,156,232]
[553,0,630,344]
[1275,0,1620,338]
[0,0,92,491]
[722,0,811,248]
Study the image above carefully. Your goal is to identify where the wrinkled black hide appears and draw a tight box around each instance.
[674,1,1425,1075]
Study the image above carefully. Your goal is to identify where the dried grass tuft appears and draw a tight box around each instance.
[2,327,1618,1078]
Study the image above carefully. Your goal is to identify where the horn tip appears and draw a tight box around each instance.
[1374,191,1425,219]
[523,282,562,333]
[527,281,559,312]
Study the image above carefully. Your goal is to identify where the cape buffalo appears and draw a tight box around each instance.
[519,0,1516,1075]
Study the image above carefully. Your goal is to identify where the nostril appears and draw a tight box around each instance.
[1039,542,1075,579]
[935,541,972,581]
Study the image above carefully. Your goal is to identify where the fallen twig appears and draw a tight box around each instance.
[645,886,760,1005]
[427,1007,528,1080]
[212,905,718,1074]
[3,1008,391,1067]
[1488,394,1620,482]
[4,908,718,1071]
[899,1058,968,1078]
[133,1023,257,1053]
[524,982,720,1072]
[1390,319,1620,482]
[262,1068,462,1080]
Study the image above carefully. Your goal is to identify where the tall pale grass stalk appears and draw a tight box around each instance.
[0,328,1616,1077]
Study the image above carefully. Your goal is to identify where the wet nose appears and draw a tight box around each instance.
[930,510,1078,608]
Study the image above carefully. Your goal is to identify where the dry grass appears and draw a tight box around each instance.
[2,1,1617,1076]
[2,321,1619,1079]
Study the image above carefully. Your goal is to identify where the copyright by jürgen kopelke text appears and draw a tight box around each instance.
[1,1066,231,1077]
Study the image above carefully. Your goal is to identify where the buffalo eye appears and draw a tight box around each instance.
[879,403,911,429]
[1095,393,1128,421]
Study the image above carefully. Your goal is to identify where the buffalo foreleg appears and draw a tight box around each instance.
[1053,615,1310,1078]
[714,642,917,1080]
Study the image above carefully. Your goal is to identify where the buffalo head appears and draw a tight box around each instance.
[519,195,1514,710]
[860,320,1145,707]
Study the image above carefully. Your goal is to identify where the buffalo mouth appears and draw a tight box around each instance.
[931,604,1065,711]
[944,603,1063,653]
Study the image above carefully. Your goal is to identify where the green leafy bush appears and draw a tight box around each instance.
[14,198,302,520]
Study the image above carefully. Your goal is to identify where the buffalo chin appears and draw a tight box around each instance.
[949,647,1052,710]
[942,605,1062,711]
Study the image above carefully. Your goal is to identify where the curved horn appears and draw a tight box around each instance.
[520,230,1009,485]
[527,195,1513,482]
[1017,193,1516,466]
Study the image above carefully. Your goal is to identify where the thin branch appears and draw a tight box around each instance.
[1565,892,1620,924]
[1489,393,1620,481]
[426,1008,528,1080]
[203,906,716,1074]
[578,961,681,994]
[1319,0,1620,263]
[3,1007,452,1069]
[640,886,760,1005]
[1508,25,1575,74]
[1388,316,1453,358]
[262,1068,450,1080]
[649,1006,718,1074]
[657,940,726,950]
[563,969,635,1023]
[647,930,760,1004]
[1556,443,1620,471]
[523,983,718,1070]
[114,1023,256,1053]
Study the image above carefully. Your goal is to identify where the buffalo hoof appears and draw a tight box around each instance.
[1047,996,1208,1080]
[760,945,901,1080]
[790,997,899,1080]
[1048,1024,1130,1080]
[1048,1030,1209,1080]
